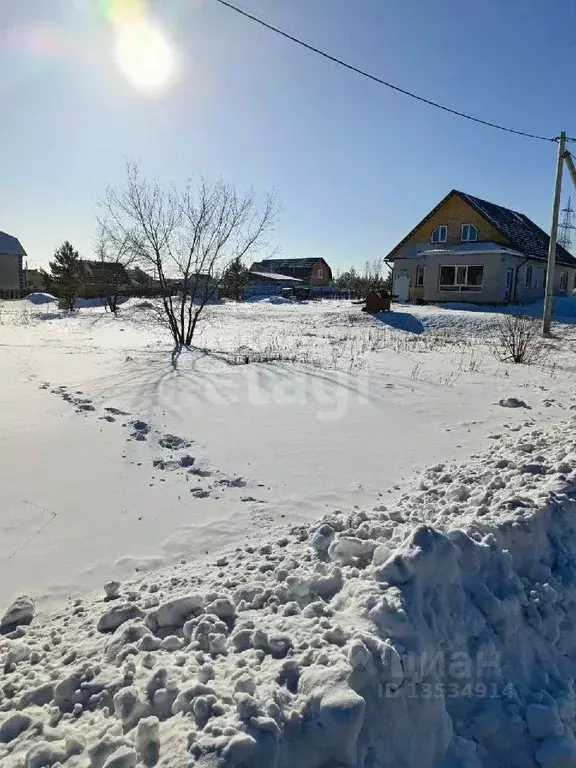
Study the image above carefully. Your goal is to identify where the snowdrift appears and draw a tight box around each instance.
[442,296,576,323]
[25,293,58,305]
[246,295,295,305]
[3,419,576,766]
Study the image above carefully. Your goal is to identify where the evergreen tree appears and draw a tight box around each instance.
[47,241,84,311]
[221,258,250,302]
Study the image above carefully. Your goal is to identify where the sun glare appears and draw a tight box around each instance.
[114,19,176,94]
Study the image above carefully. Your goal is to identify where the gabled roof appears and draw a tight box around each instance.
[249,270,303,282]
[0,232,26,257]
[386,190,576,266]
[256,258,320,269]
[457,190,576,266]
[250,258,331,282]
[81,260,129,283]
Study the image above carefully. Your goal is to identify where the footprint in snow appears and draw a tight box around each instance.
[158,434,191,450]
[498,397,530,409]
[105,407,130,416]
[191,488,210,498]
[215,477,246,488]
[131,421,150,440]
[189,467,212,478]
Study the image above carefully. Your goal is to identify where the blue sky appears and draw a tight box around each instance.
[2,0,576,271]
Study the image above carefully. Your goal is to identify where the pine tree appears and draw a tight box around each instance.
[221,258,250,302]
[47,241,84,311]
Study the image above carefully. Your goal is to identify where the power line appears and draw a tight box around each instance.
[213,0,566,144]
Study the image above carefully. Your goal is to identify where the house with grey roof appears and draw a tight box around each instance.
[249,258,332,285]
[0,232,26,297]
[386,190,576,304]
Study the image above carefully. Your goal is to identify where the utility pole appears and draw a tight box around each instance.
[542,131,566,335]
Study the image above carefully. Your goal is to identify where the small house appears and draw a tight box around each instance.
[0,231,25,297]
[249,258,332,286]
[81,260,130,298]
[386,190,576,304]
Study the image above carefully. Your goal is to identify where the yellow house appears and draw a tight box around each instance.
[386,190,576,304]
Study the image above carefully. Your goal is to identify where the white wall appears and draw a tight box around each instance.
[393,253,576,305]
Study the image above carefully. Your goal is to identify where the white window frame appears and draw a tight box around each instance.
[460,224,478,243]
[415,265,425,287]
[438,264,484,292]
[560,271,568,292]
[431,225,448,244]
[524,264,533,289]
[316,267,324,279]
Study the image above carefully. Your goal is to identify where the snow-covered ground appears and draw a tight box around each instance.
[2,297,574,606]
[2,297,576,766]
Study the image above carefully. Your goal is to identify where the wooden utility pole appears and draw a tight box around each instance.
[542,131,566,335]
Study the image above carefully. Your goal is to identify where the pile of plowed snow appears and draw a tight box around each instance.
[25,293,58,305]
[3,417,576,767]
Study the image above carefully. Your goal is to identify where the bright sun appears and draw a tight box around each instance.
[114,19,176,94]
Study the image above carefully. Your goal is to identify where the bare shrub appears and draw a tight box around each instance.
[492,313,549,365]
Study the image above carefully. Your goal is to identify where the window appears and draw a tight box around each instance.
[524,265,533,289]
[461,224,478,242]
[560,271,568,292]
[416,265,425,287]
[573,272,576,291]
[438,264,484,292]
[431,225,448,244]
[316,268,324,279]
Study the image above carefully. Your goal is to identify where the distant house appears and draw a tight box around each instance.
[24,268,48,292]
[386,190,576,304]
[126,267,155,287]
[0,231,25,297]
[248,270,304,287]
[81,260,131,298]
[249,258,332,286]
[163,273,218,297]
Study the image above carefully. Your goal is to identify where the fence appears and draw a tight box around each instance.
[243,284,359,301]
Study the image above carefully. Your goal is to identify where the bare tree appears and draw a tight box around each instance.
[95,221,136,315]
[99,163,277,346]
[492,313,550,365]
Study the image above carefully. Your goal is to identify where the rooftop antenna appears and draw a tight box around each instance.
[558,195,575,252]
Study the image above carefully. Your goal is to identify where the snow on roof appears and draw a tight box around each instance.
[0,231,26,257]
[417,242,524,258]
[249,270,304,282]
[256,258,320,268]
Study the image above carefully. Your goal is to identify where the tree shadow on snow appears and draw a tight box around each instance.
[374,311,425,334]
[90,346,383,418]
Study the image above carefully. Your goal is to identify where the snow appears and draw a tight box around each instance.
[4,416,576,765]
[25,292,58,305]
[3,297,576,765]
[245,294,295,304]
